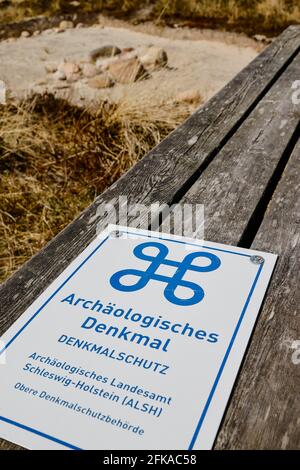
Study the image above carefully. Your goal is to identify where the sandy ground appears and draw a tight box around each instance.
[0,20,259,106]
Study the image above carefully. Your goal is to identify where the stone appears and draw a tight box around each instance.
[21,31,30,38]
[87,73,114,89]
[82,63,98,78]
[89,45,121,63]
[253,34,267,43]
[67,73,81,83]
[107,57,145,84]
[53,70,66,81]
[76,23,84,29]
[59,20,74,30]
[95,53,136,72]
[95,56,116,71]
[52,82,70,90]
[122,47,135,53]
[140,46,168,70]
[45,63,58,73]
[33,79,47,86]
[121,50,138,60]
[175,89,202,104]
[33,30,41,37]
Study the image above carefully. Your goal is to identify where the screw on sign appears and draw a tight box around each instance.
[250,255,265,265]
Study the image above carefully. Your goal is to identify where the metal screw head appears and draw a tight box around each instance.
[110,230,123,238]
[250,255,265,265]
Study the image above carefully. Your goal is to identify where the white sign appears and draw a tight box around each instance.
[0,226,277,450]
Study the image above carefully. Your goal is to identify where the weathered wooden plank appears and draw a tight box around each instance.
[113,26,300,212]
[1,27,300,450]
[179,51,300,246]
[1,26,300,343]
[215,141,300,449]
[166,48,300,449]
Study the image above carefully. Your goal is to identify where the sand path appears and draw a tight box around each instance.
[0,21,258,105]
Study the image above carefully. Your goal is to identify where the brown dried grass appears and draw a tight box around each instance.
[0,93,199,282]
[1,1,300,33]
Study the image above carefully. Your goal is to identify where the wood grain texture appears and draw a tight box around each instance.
[179,49,300,245]
[215,140,300,449]
[172,45,300,449]
[1,26,300,450]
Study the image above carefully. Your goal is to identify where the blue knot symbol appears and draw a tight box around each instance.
[110,241,221,306]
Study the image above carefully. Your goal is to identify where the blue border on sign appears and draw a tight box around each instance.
[0,229,263,450]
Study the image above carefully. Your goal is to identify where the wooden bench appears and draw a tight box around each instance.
[1,25,300,450]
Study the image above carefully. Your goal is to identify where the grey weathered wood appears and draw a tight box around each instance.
[179,49,300,246]
[167,48,300,449]
[215,140,300,449]
[1,26,300,450]
[1,26,300,344]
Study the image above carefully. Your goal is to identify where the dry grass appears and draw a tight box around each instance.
[155,0,300,21]
[0,93,198,282]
